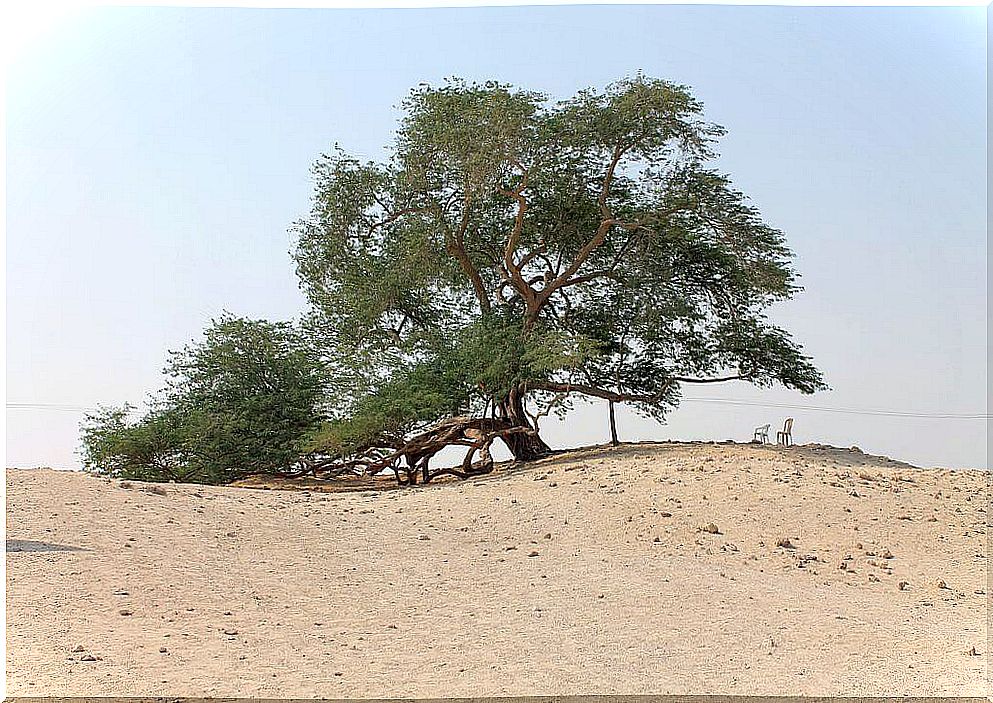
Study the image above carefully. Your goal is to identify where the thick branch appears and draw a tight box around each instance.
[533,373,747,404]
[439,200,491,313]
[671,375,746,383]
[497,163,539,313]
[532,146,633,318]
[532,381,666,404]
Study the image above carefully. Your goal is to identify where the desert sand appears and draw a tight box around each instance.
[5,441,988,697]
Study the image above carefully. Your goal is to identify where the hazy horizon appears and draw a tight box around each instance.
[6,4,988,470]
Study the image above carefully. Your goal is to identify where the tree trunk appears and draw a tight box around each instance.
[608,400,619,447]
[502,429,552,461]
[497,387,552,461]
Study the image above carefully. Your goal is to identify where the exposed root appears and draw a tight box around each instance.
[294,416,542,486]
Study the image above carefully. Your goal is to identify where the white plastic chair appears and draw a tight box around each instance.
[753,424,770,444]
[777,418,794,446]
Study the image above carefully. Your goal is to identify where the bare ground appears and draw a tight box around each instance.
[5,441,988,697]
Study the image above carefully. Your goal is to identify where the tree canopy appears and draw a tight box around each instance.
[81,315,325,483]
[82,75,825,485]
[293,76,825,477]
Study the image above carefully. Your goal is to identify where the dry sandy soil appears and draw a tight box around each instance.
[5,441,988,697]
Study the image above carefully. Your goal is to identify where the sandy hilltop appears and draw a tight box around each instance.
[5,441,988,697]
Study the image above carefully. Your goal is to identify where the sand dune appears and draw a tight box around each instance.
[5,442,987,697]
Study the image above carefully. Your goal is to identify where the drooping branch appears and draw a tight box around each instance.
[532,380,667,404]
[532,373,747,405]
[524,391,569,433]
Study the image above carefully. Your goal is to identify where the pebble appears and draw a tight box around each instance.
[701,523,721,534]
[417,534,430,541]
[119,609,133,616]
[80,654,98,662]
[528,551,539,557]
[898,581,910,591]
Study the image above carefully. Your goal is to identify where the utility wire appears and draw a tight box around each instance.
[6,400,990,420]
[7,403,98,412]
[680,397,989,419]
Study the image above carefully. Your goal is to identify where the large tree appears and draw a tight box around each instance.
[293,75,825,482]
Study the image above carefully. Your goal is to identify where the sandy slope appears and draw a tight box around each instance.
[5,442,988,697]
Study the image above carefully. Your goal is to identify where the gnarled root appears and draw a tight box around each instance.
[303,415,544,486]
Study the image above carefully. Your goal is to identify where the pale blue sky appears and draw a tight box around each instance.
[6,4,988,470]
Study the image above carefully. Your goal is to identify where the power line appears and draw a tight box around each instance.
[7,403,98,412]
[679,397,990,419]
[6,400,990,420]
